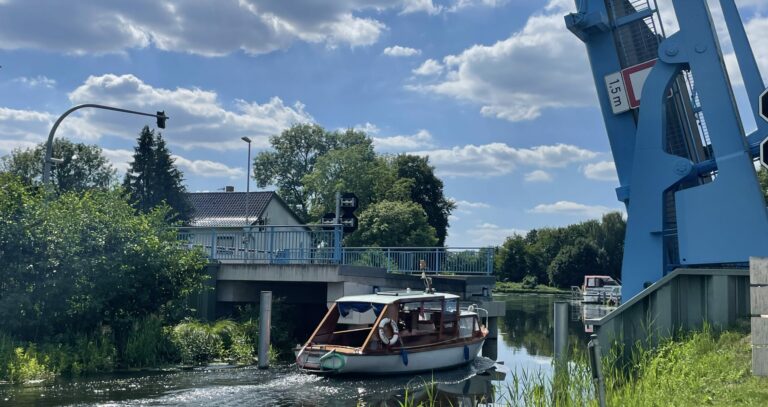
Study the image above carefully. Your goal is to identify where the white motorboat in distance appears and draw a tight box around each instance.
[295,291,488,375]
[579,275,621,304]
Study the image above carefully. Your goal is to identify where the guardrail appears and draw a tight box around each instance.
[177,226,494,275]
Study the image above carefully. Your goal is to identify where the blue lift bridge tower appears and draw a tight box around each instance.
[566,0,768,299]
[565,0,768,348]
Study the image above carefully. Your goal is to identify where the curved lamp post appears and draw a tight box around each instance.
[43,104,169,185]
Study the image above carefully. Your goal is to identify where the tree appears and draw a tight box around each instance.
[123,126,192,222]
[495,235,530,282]
[0,139,116,192]
[758,167,768,203]
[346,200,438,247]
[393,155,455,246]
[0,174,208,342]
[302,137,391,218]
[253,124,339,221]
[547,238,607,288]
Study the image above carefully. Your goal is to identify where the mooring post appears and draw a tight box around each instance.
[258,291,273,369]
[554,301,569,362]
[588,334,607,407]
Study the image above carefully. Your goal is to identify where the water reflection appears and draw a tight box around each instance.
[0,293,596,406]
[498,294,589,357]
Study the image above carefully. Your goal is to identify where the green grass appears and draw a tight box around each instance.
[494,281,569,295]
[603,326,768,406]
[394,325,768,406]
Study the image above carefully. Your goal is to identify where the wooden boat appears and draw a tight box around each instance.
[295,290,488,374]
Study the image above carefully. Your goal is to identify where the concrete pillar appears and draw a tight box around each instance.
[554,302,569,362]
[750,257,768,376]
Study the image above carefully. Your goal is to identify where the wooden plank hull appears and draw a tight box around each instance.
[297,339,485,375]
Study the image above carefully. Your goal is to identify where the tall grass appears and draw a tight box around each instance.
[390,325,768,406]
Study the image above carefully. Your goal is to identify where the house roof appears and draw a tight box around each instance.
[186,191,301,227]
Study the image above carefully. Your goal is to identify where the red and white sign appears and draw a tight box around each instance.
[621,59,658,109]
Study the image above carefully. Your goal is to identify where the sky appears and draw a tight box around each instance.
[0,0,766,247]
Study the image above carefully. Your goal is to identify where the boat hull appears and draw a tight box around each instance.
[297,340,485,375]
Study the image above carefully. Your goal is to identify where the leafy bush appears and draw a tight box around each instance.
[6,346,53,383]
[123,315,178,368]
[212,320,253,365]
[521,275,538,290]
[170,321,223,365]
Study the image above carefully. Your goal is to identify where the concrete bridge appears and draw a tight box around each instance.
[181,226,505,337]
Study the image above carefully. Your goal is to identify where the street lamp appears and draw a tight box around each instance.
[43,104,169,186]
[241,136,252,225]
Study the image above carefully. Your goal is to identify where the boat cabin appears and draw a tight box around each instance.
[581,275,622,304]
[300,291,486,356]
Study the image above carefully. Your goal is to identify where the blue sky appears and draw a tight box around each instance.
[0,0,766,246]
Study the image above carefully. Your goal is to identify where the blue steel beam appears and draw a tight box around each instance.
[719,0,767,135]
[670,0,768,269]
[565,0,638,197]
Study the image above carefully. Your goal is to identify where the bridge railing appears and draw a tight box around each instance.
[342,247,494,275]
[177,226,494,275]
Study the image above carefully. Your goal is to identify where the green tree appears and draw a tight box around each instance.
[303,137,390,218]
[758,167,768,203]
[547,238,607,288]
[392,155,455,246]
[0,139,116,192]
[495,235,529,282]
[346,200,438,247]
[253,124,339,221]
[0,174,208,343]
[123,126,192,222]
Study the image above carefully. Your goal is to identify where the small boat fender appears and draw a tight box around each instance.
[319,350,346,371]
[378,317,400,345]
[401,349,409,366]
[464,345,470,361]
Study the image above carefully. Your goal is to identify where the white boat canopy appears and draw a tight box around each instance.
[334,291,460,305]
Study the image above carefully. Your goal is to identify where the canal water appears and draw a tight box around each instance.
[0,294,596,406]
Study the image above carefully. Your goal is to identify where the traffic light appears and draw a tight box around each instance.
[156,111,167,129]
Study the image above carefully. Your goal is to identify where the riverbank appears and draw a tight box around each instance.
[0,318,284,384]
[399,324,768,406]
[494,281,569,295]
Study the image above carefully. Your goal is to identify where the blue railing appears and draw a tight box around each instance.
[177,226,494,275]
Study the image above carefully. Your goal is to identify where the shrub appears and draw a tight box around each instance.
[170,321,223,365]
[521,274,538,290]
[6,346,53,383]
[123,315,178,368]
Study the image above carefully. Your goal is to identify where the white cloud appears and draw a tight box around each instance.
[448,0,508,12]
[67,74,313,151]
[373,129,434,151]
[40,146,240,182]
[353,122,381,135]
[524,170,552,182]
[413,59,444,76]
[382,45,421,57]
[172,155,245,179]
[401,0,442,15]
[409,0,593,121]
[453,199,491,215]
[455,200,491,210]
[463,222,527,246]
[583,160,618,181]
[13,75,56,88]
[411,143,597,177]
[528,201,615,218]
[0,1,453,56]
[0,106,101,155]
[101,148,134,176]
